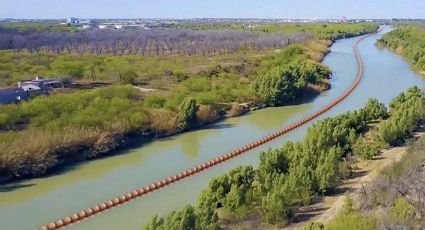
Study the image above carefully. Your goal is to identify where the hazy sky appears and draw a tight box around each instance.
[2,0,425,19]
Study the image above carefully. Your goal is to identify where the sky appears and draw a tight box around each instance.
[1,0,425,19]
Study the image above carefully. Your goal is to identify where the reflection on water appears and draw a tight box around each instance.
[245,104,311,130]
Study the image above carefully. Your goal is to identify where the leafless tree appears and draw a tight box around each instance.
[0,27,313,56]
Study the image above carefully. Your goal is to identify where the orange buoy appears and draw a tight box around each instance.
[47,223,56,230]
[195,165,202,171]
[99,203,107,210]
[63,217,72,225]
[155,181,162,187]
[92,205,100,213]
[71,213,79,222]
[150,183,157,190]
[119,195,127,203]
[144,186,151,192]
[176,173,183,179]
[85,208,93,216]
[112,197,120,205]
[181,171,188,177]
[39,226,48,230]
[132,190,139,197]
[78,211,86,219]
[55,219,64,228]
[138,188,145,194]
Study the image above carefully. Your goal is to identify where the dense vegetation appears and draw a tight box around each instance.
[0,86,214,179]
[0,27,311,55]
[0,41,330,181]
[0,22,79,32]
[170,23,379,40]
[0,23,378,182]
[142,87,425,230]
[0,23,376,86]
[319,134,425,230]
[378,25,425,75]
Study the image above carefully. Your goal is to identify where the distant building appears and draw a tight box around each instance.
[66,17,79,25]
[18,76,63,91]
[0,76,71,104]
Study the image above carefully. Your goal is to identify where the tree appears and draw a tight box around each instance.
[390,197,416,227]
[165,205,197,230]
[225,184,245,211]
[314,147,342,193]
[260,188,292,225]
[252,65,297,106]
[178,98,198,130]
[361,98,388,120]
[120,70,138,85]
[143,215,164,230]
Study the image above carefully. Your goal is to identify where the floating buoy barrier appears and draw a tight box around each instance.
[37,30,379,230]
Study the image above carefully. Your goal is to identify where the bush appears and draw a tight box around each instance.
[196,105,219,125]
[228,103,245,117]
[353,136,384,160]
[361,98,388,120]
[120,70,138,85]
[178,98,198,130]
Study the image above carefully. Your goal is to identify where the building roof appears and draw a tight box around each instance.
[0,87,25,96]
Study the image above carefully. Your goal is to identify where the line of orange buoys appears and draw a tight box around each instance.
[36,30,378,230]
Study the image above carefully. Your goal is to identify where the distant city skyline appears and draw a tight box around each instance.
[2,0,425,19]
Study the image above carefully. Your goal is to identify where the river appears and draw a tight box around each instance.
[0,26,424,230]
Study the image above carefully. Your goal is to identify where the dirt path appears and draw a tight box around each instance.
[285,131,425,230]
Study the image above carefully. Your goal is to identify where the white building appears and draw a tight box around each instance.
[66,17,79,25]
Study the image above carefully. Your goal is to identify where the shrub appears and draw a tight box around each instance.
[196,105,219,125]
[228,103,245,117]
[178,98,198,130]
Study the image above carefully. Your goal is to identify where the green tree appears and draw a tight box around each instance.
[165,205,197,230]
[252,65,297,106]
[120,70,138,85]
[143,215,164,230]
[390,197,416,227]
[260,187,292,225]
[178,98,198,130]
[361,98,388,120]
[314,147,342,193]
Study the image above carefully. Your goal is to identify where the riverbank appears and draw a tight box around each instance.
[33,31,381,230]
[377,24,425,76]
[3,24,425,230]
[0,33,348,183]
[286,126,425,229]
[138,83,424,230]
